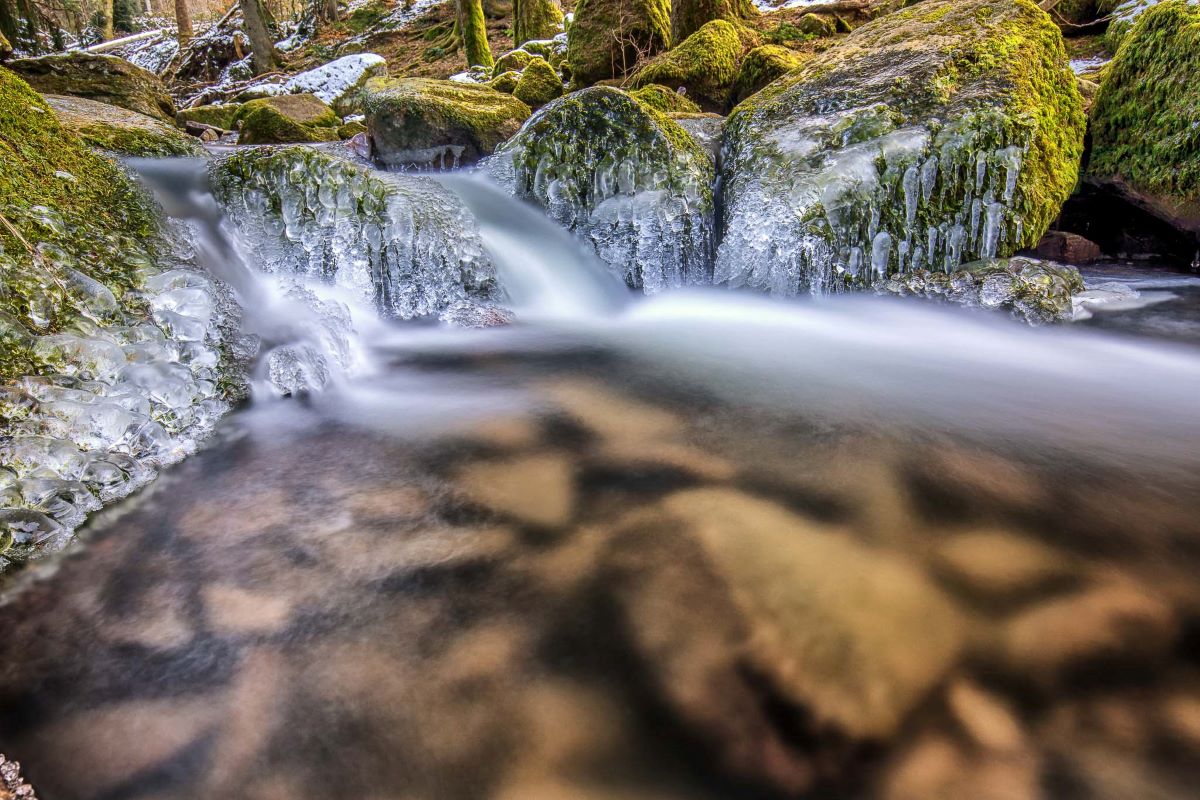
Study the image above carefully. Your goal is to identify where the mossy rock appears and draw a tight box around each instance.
[629,83,701,113]
[1088,0,1200,237]
[520,36,569,68]
[0,30,11,61]
[486,86,714,291]
[729,44,809,107]
[363,77,531,169]
[630,20,744,112]
[0,67,163,383]
[493,48,537,76]
[795,12,836,36]
[177,103,244,132]
[717,0,1086,295]
[338,120,368,138]
[489,70,522,94]
[1103,0,1161,49]
[512,57,563,108]
[6,52,175,122]
[45,94,206,157]
[566,0,671,85]
[236,94,342,144]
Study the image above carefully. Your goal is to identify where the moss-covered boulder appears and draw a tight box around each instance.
[512,57,563,108]
[363,77,531,169]
[566,0,671,85]
[485,86,714,291]
[46,94,205,157]
[177,102,244,132]
[630,19,743,112]
[1103,0,1162,49]
[6,52,176,122]
[281,53,388,116]
[235,94,342,145]
[729,44,808,107]
[795,12,836,37]
[629,83,701,113]
[493,48,537,76]
[489,70,522,94]
[521,35,569,68]
[716,0,1086,295]
[1088,0,1200,238]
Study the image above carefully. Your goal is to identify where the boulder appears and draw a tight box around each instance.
[281,53,388,116]
[493,48,537,75]
[1088,0,1200,240]
[6,51,176,122]
[363,77,531,170]
[729,44,808,107]
[1034,230,1102,264]
[566,0,670,85]
[629,83,701,113]
[512,57,563,108]
[485,86,714,292]
[176,103,244,132]
[45,94,206,157]
[1103,0,1164,49]
[520,35,569,68]
[795,11,836,36]
[630,19,744,111]
[235,94,342,145]
[716,0,1085,295]
[489,70,522,94]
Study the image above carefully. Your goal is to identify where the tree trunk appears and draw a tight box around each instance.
[313,0,338,23]
[174,0,193,46]
[456,0,492,69]
[670,0,756,43]
[101,0,115,40]
[239,0,277,74]
[513,0,562,46]
[0,0,17,47]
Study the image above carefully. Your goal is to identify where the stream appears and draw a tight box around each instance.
[1,159,1200,799]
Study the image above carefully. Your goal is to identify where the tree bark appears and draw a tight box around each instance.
[239,0,277,74]
[670,0,756,44]
[456,0,492,69]
[101,0,115,40]
[0,0,17,46]
[513,0,562,46]
[174,0,193,45]
[313,0,338,24]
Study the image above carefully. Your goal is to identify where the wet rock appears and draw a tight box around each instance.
[455,453,575,527]
[717,0,1086,294]
[45,94,205,157]
[932,530,1078,608]
[630,19,744,111]
[945,679,1027,753]
[177,102,243,132]
[485,87,714,292]
[566,0,670,84]
[1089,0,1200,240]
[880,733,1040,800]
[6,51,176,121]
[512,57,564,108]
[281,53,388,116]
[1035,230,1103,264]
[235,93,342,144]
[363,77,531,169]
[729,44,808,107]
[671,112,724,164]
[204,584,293,634]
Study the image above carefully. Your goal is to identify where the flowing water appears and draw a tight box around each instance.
[2,161,1200,800]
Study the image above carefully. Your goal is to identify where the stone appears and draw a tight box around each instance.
[488,70,522,94]
[717,0,1086,294]
[176,102,244,132]
[932,530,1077,607]
[6,51,176,121]
[628,83,700,114]
[630,19,745,111]
[493,47,537,76]
[1034,230,1103,264]
[729,43,809,107]
[512,57,563,108]
[795,12,836,36]
[566,0,671,85]
[45,94,205,157]
[235,93,342,145]
[337,120,368,139]
[363,77,531,170]
[945,679,1026,753]
[455,453,575,527]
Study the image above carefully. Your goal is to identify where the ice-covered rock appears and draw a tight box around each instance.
[283,53,388,115]
[717,0,1086,295]
[211,146,500,320]
[485,86,715,292]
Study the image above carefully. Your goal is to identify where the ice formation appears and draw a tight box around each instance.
[212,147,500,321]
[485,88,714,293]
[282,54,387,111]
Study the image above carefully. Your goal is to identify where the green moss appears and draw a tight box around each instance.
[489,70,522,93]
[730,44,809,106]
[338,120,368,138]
[631,19,744,111]
[1089,0,1200,204]
[0,67,162,383]
[236,94,341,144]
[630,83,701,113]
[461,0,495,69]
[5,52,175,121]
[176,103,244,131]
[514,0,565,45]
[795,12,835,36]
[566,0,671,85]
[512,56,564,107]
[44,94,205,157]
[493,48,536,76]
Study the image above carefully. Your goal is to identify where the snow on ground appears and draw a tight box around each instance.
[283,54,387,106]
[1070,56,1109,75]
[753,0,839,11]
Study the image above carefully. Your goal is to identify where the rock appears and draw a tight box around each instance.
[945,679,1027,754]
[281,53,388,116]
[176,103,244,132]
[455,453,575,527]
[512,57,563,108]
[654,488,967,740]
[489,70,522,94]
[1103,0,1165,49]
[875,257,1084,324]
[671,112,724,163]
[363,77,531,170]
[337,120,368,139]
[45,94,205,157]
[6,51,176,122]
[235,94,341,144]
[1089,0,1200,240]
[932,530,1078,608]
[880,734,1039,800]
[628,83,700,114]
[1035,230,1103,264]
[566,0,671,85]
[717,0,1086,294]
[210,146,499,321]
[795,11,836,36]
[729,44,808,107]
[493,48,537,75]
[521,35,569,68]
[485,86,714,292]
[630,19,744,111]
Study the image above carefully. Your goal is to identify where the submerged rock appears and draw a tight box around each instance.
[236,94,342,145]
[566,0,671,84]
[630,19,745,111]
[363,77,531,170]
[6,51,176,122]
[717,0,1085,295]
[485,86,715,292]
[211,146,500,321]
[46,94,205,157]
[1088,0,1200,240]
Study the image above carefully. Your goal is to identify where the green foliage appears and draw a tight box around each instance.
[630,19,743,110]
